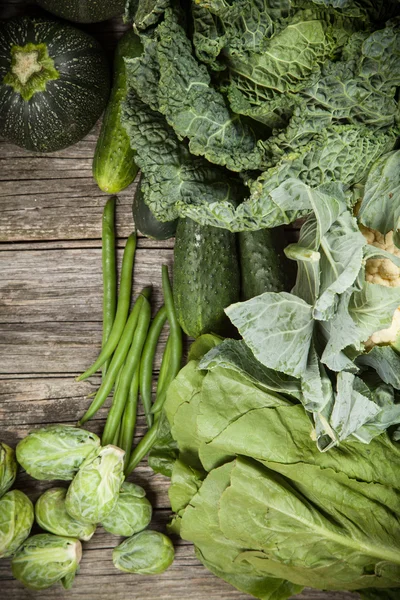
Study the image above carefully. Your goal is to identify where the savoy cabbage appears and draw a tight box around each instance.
[122,0,400,231]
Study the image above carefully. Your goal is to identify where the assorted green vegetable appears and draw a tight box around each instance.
[1,196,179,590]
[3,0,400,598]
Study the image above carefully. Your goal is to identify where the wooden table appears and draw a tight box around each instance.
[0,2,357,599]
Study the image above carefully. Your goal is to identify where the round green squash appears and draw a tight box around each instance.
[0,17,110,152]
[36,0,125,23]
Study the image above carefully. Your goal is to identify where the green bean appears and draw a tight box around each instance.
[156,334,172,399]
[78,288,151,425]
[102,296,151,445]
[151,266,182,415]
[102,196,117,379]
[111,420,122,447]
[77,232,137,382]
[120,367,139,472]
[125,414,160,476]
[139,305,167,428]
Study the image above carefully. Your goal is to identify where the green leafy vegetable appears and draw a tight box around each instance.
[0,490,34,558]
[65,445,125,524]
[113,530,174,574]
[122,1,400,231]
[165,353,400,599]
[101,482,152,537]
[11,534,81,590]
[16,425,100,481]
[0,442,17,498]
[205,178,400,447]
[35,488,96,542]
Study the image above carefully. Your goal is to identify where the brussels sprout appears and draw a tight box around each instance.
[112,530,175,574]
[66,445,125,524]
[0,490,34,558]
[35,487,96,541]
[16,425,100,481]
[11,533,82,590]
[102,482,152,536]
[0,442,17,498]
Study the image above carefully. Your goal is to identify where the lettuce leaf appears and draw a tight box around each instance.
[199,338,302,399]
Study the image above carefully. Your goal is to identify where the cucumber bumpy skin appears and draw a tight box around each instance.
[238,228,293,300]
[173,218,240,339]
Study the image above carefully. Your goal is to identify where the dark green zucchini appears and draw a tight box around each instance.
[0,17,109,152]
[173,218,240,339]
[36,0,125,23]
[133,177,178,240]
[93,29,141,194]
[238,228,293,300]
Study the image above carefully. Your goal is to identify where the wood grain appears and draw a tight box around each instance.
[0,1,357,598]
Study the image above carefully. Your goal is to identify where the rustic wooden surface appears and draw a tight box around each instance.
[0,2,358,599]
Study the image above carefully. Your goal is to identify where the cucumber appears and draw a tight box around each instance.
[93,30,141,194]
[173,218,240,338]
[132,177,178,240]
[238,228,293,300]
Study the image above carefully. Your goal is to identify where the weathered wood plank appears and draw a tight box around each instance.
[0,247,173,323]
[0,178,134,242]
[0,376,166,427]
[0,321,171,374]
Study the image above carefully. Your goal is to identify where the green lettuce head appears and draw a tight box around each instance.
[102,482,152,537]
[113,530,174,574]
[35,487,96,541]
[16,425,100,481]
[65,445,125,524]
[0,442,17,498]
[0,490,34,558]
[11,533,82,590]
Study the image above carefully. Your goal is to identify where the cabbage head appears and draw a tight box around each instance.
[113,530,174,574]
[101,482,152,537]
[35,487,96,541]
[11,533,82,590]
[0,442,17,498]
[16,425,100,481]
[65,445,125,524]
[0,490,34,558]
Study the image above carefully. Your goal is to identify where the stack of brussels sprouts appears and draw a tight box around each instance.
[0,425,174,591]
